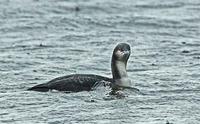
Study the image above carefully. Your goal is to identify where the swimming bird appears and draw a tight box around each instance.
[28,43,132,92]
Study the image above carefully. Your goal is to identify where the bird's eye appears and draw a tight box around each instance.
[118,48,123,51]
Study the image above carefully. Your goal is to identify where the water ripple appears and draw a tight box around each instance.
[0,0,200,123]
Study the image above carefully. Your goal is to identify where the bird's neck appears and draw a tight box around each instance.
[111,56,132,91]
[111,59,127,80]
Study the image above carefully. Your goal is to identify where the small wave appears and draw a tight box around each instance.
[135,2,185,9]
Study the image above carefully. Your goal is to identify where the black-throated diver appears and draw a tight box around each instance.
[28,43,132,92]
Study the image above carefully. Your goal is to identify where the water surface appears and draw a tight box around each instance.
[0,0,200,123]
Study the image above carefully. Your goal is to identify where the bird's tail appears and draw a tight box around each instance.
[27,83,50,92]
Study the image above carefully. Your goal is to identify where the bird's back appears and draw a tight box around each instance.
[28,74,112,92]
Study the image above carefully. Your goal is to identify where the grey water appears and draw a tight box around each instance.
[0,0,200,123]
